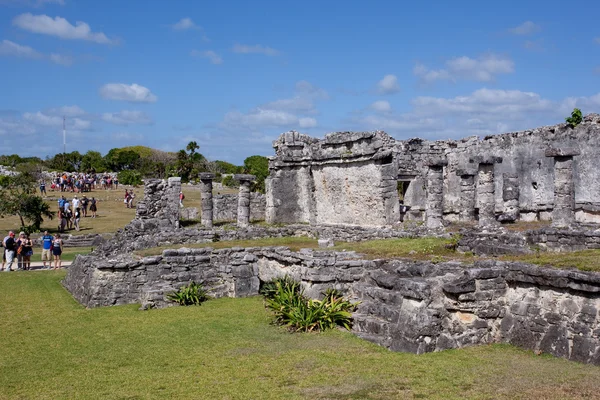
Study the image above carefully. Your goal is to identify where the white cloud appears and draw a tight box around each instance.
[0,0,64,6]
[295,80,329,100]
[46,105,85,117]
[370,100,391,113]
[172,17,199,30]
[414,54,514,83]
[509,21,540,35]
[99,83,158,103]
[111,132,143,141]
[190,49,222,64]
[49,52,72,66]
[352,88,600,140]
[102,110,153,126]
[23,111,62,126]
[0,39,73,66]
[232,43,279,56]
[376,74,400,94]
[22,110,91,130]
[0,39,42,59]
[224,109,298,128]
[219,80,327,132]
[299,117,317,128]
[595,37,600,45]
[12,13,116,44]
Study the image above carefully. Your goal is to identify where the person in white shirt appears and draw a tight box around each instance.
[72,196,80,210]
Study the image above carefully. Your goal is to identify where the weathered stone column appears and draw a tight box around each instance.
[425,158,447,229]
[470,156,502,227]
[455,167,477,222]
[234,174,255,228]
[167,177,182,229]
[199,173,214,228]
[545,148,580,228]
[499,174,520,222]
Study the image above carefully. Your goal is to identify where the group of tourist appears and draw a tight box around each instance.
[57,195,97,232]
[1,230,63,271]
[39,173,119,195]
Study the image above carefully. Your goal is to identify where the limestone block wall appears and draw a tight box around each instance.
[213,193,266,222]
[134,178,181,229]
[267,130,399,226]
[311,160,397,226]
[65,248,600,366]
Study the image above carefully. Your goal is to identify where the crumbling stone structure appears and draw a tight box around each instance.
[425,158,447,229]
[199,173,215,228]
[62,114,600,368]
[545,148,581,228]
[234,174,256,228]
[131,177,181,230]
[65,245,600,366]
[265,131,400,227]
[267,114,600,226]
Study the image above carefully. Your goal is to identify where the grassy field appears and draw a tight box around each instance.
[0,186,217,236]
[1,271,600,399]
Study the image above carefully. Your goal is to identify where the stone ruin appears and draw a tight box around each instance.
[64,114,600,366]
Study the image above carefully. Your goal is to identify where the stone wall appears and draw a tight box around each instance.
[266,130,400,226]
[213,193,266,222]
[65,246,600,365]
[133,177,181,229]
[267,114,600,226]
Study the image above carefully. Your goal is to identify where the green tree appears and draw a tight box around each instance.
[566,108,583,128]
[81,150,107,172]
[243,155,269,193]
[104,148,141,171]
[45,151,83,172]
[0,174,54,231]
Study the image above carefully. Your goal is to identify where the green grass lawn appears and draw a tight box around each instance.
[133,237,466,261]
[2,272,600,399]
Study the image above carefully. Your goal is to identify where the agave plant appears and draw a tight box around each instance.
[262,277,359,332]
[166,281,210,306]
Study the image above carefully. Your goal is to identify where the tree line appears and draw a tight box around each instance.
[0,141,269,192]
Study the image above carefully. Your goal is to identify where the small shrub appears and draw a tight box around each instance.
[262,276,359,332]
[166,281,210,306]
[565,108,583,128]
[221,175,239,188]
[118,170,143,186]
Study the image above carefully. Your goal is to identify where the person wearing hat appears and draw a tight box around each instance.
[3,231,16,272]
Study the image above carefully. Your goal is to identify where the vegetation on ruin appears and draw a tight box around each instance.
[565,107,583,128]
[166,281,210,306]
[133,236,473,263]
[2,271,600,399]
[500,248,600,272]
[261,277,358,332]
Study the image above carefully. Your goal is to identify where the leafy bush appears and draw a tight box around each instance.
[118,169,143,186]
[262,276,358,332]
[565,108,583,128]
[221,175,239,188]
[166,281,210,306]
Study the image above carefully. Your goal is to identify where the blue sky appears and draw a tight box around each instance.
[1,0,599,164]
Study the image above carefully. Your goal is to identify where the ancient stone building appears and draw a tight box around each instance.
[266,113,600,227]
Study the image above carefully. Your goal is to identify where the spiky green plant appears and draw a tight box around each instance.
[166,281,210,306]
[262,277,359,332]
